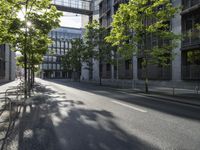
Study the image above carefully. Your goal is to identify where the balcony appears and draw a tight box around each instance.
[182,65,200,80]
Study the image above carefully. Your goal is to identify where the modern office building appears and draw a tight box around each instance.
[40,27,83,79]
[0,44,16,83]
[181,0,200,80]
[81,0,200,88]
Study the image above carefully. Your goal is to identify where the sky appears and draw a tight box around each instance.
[60,12,82,28]
[16,12,83,56]
[18,10,82,28]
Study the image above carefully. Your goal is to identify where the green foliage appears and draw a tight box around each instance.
[62,38,86,72]
[83,20,113,65]
[187,50,200,64]
[0,0,21,44]
[0,0,62,97]
[0,0,62,66]
[196,24,200,30]
[106,0,180,66]
[106,0,180,92]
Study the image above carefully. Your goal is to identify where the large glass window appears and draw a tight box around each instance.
[52,40,56,47]
[57,41,60,48]
[61,41,64,48]
[53,64,56,70]
[182,9,200,47]
[182,50,200,80]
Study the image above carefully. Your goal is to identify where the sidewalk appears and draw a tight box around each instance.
[116,87,200,107]
[44,79,200,107]
[58,79,200,107]
[0,79,20,93]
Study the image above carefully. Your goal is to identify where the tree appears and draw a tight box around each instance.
[0,0,21,44]
[83,20,99,80]
[83,20,113,84]
[0,0,62,98]
[106,0,180,93]
[62,38,86,81]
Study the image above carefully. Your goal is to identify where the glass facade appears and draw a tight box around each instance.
[181,0,200,80]
[41,27,82,79]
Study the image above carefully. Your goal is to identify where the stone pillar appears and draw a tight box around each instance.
[111,0,115,80]
[10,48,16,81]
[132,55,138,88]
[171,0,182,82]
[133,55,138,80]
[81,62,89,80]
[4,45,9,81]
[93,59,99,81]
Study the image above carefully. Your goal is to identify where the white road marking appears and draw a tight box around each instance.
[112,100,147,113]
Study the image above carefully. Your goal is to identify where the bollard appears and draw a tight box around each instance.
[172,87,175,96]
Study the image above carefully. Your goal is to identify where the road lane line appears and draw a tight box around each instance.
[112,100,147,113]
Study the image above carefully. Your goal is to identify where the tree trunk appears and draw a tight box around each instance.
[24,41,28,99]
[28,63,31,97]
[145,77,148,93]
[144,56,149,94]
[32,68,35,86]
[99,58,102,86]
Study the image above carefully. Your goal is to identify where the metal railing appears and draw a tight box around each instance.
[0,81,24,150]
[182,65,200,80]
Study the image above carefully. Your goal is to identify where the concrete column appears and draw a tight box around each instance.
[132,55,138,88]
[81,62,89,80]
[111,0,114,20]
[4,45,9,81]
[111,64,114,80]
[111,0,115,80]
[133,55,138,80]
[93,59,99,81]
[171,0,182,82]
[10,49,16,81]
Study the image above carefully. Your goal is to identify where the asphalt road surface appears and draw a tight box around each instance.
[6,78,200,150]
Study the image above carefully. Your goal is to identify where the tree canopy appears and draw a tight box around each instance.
[106,0,180,92]
[0,0,62,97]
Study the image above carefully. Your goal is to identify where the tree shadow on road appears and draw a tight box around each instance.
[46,79,200,121]
[11,84,158,150]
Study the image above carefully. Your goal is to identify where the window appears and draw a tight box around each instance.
[69,42,72,49]
[61,41,64,48]
[57,41,60,48]
[125,60,132,70]
[106,63,111,71]
[57,64,60,70]
[0,45,5,78]
[53,56,57,62]
[53,64,56,70]
[52,41,56,47]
